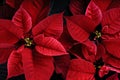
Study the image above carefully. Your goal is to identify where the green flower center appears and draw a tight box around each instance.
[24,38,33,47]
[94,30,101,40]
[94,59,104,70]
[94,65,102,69]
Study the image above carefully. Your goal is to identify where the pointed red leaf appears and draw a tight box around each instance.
[21,47,54,80]
[99,65,110,77]
[99,65,120,78]
[65,16,90,43]
[104,66,120,74]
[12,8,32,34]
[21,48,35,80]
[69,58,95,73]
[66,59,95,80]
[93,0,112,12]
[21,0,50,25]
[34,34,67,56]
[82,40,97,62]
[0,19,23,38]
[58,25,76,50]
[0,47,14,64]
[0,43,15,48]
[96,44,105,60]
[65,15,96,33]
[6,0,23,9]
[108,0,120,9]
[69,0,86,15]
[102,51,120,69]
[32,13,63,39]
[32,52,54,80]
[102,8,120,35]
[103,39,120,58]
[85,0,102,26]
[7,50,23,79]
[0,19,22,44]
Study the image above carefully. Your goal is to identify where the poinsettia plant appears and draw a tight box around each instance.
[63,0,120,80]
[0,0,68,80]
[1,0,120,80]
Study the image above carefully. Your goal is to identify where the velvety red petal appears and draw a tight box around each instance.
[21,48,54,80]
[0,43,15,48]
[106,73,119,80]
[96,44,105,60]
[0,47,14,64]
[85,0,102,26]
[0,19,21,44]
[66,59,95,80]
[103,39,120,59]
[99,65,110,77]
[54,55,70,78]
[12,8,32,34]
[93,0,112,12]
[6,0,23,9]
[7,50,23,79]
[69,0,86,15]
[69,59,95,73]
[65,15,96,33]
[82,40,96,62]
[32,13,63,39]
[33,52,54,80]
[58,25,76,50]
[99,65,120,78]
[105,66,120,73]
[65,16,89,43]
[20,48,35,80]
[102,50,120,69]
[102,8,120,35]
[108,0,120,9]
[34,34,67,56]
[21,0,50,25]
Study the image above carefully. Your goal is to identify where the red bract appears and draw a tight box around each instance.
[0,1,67,80]
[0,4,17,63]
[65,1,120,79]
[20,0,51,25]
[68,0,120,70]
[85,0,102,26]
[101,8,120,72]
[64,1,102,62]
[93,0,120,12]
[6,0,23,9]
[0,0,51,64]
[93,0,112,12]
[66,58,95,80]
[64,15,97,62]
[63,1,101,79]
[99,65,110,77]
[99,65,120,77]
[69,0,87,15]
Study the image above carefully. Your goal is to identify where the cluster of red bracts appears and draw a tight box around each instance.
[0,0,120,80]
